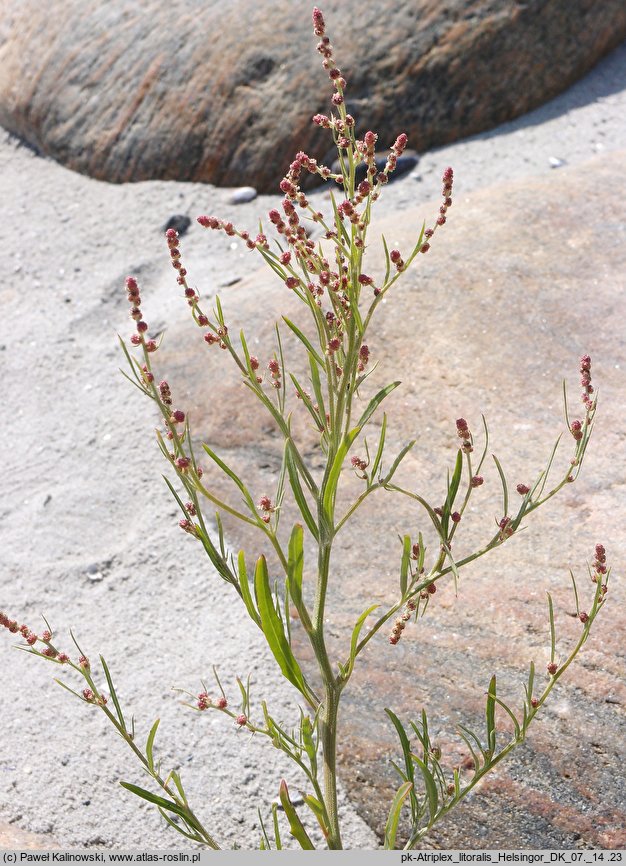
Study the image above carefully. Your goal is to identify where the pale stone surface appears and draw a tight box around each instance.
[1,0,625,190]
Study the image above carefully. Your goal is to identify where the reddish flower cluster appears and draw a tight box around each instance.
[268,357,282,390]
[390,248,405,273]
[350,455,368,474]
[471,475,484,488]
[196,215,270,254]
[455,418,473,453]
[357,344,370,373]
[389,599,416,645]
[516,483,530,496]
[197,692,228,712]
[580,354,594,410]
[498,516,514,540]
[126,276,157,353]
[422,167,454,253]
[165,228,196,304]
[258,495,276,523]
[590,543,609,607]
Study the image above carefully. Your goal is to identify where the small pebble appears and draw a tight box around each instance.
[229,186,257,204]
[162,214,191,236]
[549,156,566,169]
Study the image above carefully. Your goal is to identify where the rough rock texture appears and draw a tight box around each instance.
[1,0,625,191]
[159,151,626,848]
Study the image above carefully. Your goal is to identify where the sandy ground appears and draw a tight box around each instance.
[0,38,625,850]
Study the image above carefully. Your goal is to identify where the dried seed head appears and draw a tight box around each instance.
[471,475,484,488]
[236,714,248,727]
[516,483,530,495]
[547,662,558,675]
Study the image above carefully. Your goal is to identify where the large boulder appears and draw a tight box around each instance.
[0,0,625,191]
[159,150,626,846]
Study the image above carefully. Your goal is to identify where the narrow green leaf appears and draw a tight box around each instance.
[356,381,401,429]
[492,695,521,740]
[308,352,327,424]
[286,524,304,610]
[120,782,187,819]
[282,317,325,368]
[271,803,283,850]
[99,655,126,731]
[370,412,387,482]
[258,808,272,850]
[384,780,413,849]
[562,380,570,430]
[410,754,439,823]
[400,534,411,596]
[202,445,256,513]
[475,414,490,475]
[382,440,416,485]
[569,570,580,617]
[303,795,329,840]
[54,678,90,703]
[169,770,188,807]
[157,807,198,841]
[382,234,391,286]
[537,433,562,499]
[279,780,315,850]
[445,449,463,516]
[457,723,484,768]
[300,715,317,777]
[492,454,509,520]
[385,709,415,789]
[322,428,360,521]
[146,719,160,772]
[285,443,319,541]
[485,674,497,754]
[345,604,379,677]
[254,556,307,696]
[237,551,262,628]
[290,373,324,430]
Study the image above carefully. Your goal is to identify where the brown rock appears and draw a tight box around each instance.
[1,1,625,191]
[158,149,626,847]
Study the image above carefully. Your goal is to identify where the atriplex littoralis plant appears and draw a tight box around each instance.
[1,6,611,851]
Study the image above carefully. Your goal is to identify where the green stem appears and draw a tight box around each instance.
[319,682,342,849]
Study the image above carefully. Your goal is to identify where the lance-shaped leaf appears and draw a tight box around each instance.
[146,719,160,772]
[99,655,126,732]
[279,780,315,850]
[441,449,463,537]
[285,442,319,540]
[237,551,262,628]
[385,709,418,821]
[400,534,412,596]
[410,753,439,824]
[303,794,329,840]
[341,603,379,680]
[254,556,307,696]
[485,674,497,755]
[384,780,413,849]
[286,524,305,615]
[323,382,402,520]
[282,317,325,368]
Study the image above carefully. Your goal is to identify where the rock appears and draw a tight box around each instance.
[162,214,191,236]
[159,150,626,847]
[1,1,625,191]
[229,186,258,205]
[549,156,567,168]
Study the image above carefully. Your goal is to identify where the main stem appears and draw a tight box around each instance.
[312,538,343,849]
[320,681,342,849]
